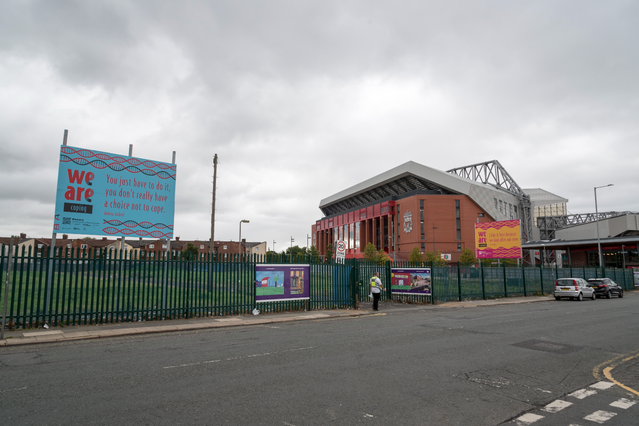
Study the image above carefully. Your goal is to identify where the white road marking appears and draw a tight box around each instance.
[583,410,617,424]
[542,399,572,413]
[568,388,597,399]
[610,398,637,409]
[163,346,316,369]
[515,413,544,425]
[536,388,552,394]
[590,381,615,390]
[363,414,374,418]
[0,386,27,393]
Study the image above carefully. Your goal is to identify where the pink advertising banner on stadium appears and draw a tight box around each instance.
[475,220,522,259]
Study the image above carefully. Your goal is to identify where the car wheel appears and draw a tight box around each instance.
[577,293,583,301]
[555,296,561,301]
[619,290,624,298]
[591,291,596,300]
[606,292,612,299]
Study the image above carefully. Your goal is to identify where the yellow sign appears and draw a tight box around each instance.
[475,220,521,259]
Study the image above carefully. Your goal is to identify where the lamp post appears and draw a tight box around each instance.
[594,184,613,269]
[273,240,276,253]
[239,219,249,258]
[432,223,437,252]
[290,236,294,263]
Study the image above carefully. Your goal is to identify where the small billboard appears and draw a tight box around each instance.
[475,220,521,259]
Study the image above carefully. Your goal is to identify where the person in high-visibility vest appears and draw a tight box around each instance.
[369,271,384,311]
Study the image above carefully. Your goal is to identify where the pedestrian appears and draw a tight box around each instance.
[369,271,384,311]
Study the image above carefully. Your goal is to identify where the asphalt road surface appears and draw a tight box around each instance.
[2,294,639,426]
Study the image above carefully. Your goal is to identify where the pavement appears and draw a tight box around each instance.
[0,295,554,347]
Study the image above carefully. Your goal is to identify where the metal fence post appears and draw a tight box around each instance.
[385,261,392,301]
[457,261,462,302]
[480,260,486,300]
[522,262,527,297]
[539,262,544,294]
[503,264,508,298]
[2,237,15,339]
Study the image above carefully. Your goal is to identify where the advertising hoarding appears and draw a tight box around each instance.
[475,220,521,259]
[391,268,431,295]
[256,264,310,302]
[53,146,176,238]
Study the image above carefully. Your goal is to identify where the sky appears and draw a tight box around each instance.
[1,1,638,251]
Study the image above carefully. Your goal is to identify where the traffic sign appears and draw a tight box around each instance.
[336,240,346,263]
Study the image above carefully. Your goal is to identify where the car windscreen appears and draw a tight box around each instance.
[556,280,576,286]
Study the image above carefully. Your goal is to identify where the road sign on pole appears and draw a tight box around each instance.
[336,240,346,263]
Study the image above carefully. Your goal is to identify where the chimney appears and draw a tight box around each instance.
[102,237,107,241]
[20,233,26,239]
[176,236,180,242]
[62,234,68,240]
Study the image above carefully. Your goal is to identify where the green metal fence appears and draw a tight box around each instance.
[1,245,636,330]
[0,246,356,330]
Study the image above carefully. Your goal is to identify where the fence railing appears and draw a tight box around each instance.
[0,246,356,330]
[1,245,636,330]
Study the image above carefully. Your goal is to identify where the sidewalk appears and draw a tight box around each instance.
[0,295,554,347]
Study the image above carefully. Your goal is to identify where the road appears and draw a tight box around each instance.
[2,294,639,425]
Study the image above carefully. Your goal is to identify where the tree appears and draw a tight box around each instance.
[408,247,423,264]
[363,242,378,261]
[363,243,389,263]
[285,245,307,261]
[182,242,199,260]
[423,250,448,266]
[325,243,334,263]
[309,245,320,258]
[496,258,518,267]
[459,248,477,267]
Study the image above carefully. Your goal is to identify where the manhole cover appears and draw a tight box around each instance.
[512,339,583,354]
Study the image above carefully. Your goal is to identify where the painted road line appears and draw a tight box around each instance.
[583,410,616,424]
[163,346,317,369]
[514,413,544,425]
[542,399,572,413]
[568,388,597,399]
[593,348,639,397]
[610,398,637,409]
[590,381,615,390]
[603,366,639,398]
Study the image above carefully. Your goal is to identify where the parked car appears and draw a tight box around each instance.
[554,278,596,301]
[587,278,624,299]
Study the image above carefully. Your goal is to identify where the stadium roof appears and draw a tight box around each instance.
[318,161,518,218]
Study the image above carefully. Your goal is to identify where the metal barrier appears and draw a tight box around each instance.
[1,245,635,330]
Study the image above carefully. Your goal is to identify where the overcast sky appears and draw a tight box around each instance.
[1,1,638,250]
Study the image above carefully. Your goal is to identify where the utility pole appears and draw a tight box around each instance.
[210,154,218,254]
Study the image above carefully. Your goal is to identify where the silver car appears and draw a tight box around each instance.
[554,278,596,301]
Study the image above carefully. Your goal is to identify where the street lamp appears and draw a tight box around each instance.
[273,240,276,253]
[290,236,294,263]
[432,223,437,252]
[594,184,613,269]
[239,219,249,258]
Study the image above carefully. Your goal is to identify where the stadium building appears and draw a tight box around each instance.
[312,160,639,268]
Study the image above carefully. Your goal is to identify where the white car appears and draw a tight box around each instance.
[554,278,596,301]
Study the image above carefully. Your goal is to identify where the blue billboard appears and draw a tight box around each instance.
[53,145,176,238]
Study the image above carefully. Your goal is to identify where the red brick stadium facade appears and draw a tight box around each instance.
[312,161,524,263]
